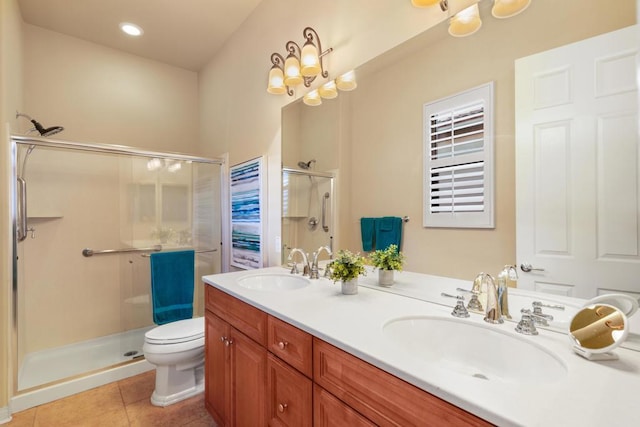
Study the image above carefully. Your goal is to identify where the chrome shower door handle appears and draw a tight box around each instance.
[321,192,330,232]
[520,263,544,273]
[17,177,28,242]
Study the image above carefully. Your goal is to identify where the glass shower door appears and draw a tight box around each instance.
[13,142,221,392]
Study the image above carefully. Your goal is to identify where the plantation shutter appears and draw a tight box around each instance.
[423,82,494,228]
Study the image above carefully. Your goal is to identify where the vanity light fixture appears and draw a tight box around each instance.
[267,27,332,96]
[491,0,531,18]
[448,3,482,37]
[303,89,322,106]
[336,70,358,91]
[411,0,441,7]
[268,27,357,106]
[431,0,533,38]
[120,22,143,37]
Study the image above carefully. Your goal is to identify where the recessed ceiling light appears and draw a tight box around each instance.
[120,22,143,37]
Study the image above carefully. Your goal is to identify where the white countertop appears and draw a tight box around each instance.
[203,267,640,427]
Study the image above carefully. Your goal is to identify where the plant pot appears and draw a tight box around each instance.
[341,279,358,295]
[378,269,395,287]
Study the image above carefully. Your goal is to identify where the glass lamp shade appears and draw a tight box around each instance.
[301,41,321,77]
[491,0,532,18]
[449,4,482,37]
[284,54,303,87]
[303,89,322,106]
[411,0,441,7]
[267,66,286,95]
[336,70,357,91]
[318,80,338,99]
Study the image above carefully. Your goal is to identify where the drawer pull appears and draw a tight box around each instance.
[277,341,288,350]
[277,403,288,413]
[220,336,227,343]
[225,339,233,347]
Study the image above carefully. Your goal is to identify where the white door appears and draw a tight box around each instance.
[515,25,640,300]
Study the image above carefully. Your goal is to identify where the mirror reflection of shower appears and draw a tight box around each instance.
[297,159,316,170]
[281,167,334,265]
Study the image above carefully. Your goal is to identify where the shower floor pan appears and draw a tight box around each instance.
[18,326,153,391]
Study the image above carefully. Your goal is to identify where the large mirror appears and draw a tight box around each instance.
[281,0,638,328]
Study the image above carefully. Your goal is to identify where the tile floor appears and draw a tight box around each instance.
[5,371,216,427]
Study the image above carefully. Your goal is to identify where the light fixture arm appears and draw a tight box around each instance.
[270,52,293,96]
[303,27,332,79]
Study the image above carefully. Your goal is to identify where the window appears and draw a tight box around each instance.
[423,82,494,228]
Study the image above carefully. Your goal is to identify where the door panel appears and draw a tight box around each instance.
[516,25,639,299]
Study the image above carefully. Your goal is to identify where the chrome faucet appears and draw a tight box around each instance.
[311,245,333,279]
[496,265,518,320]
[478,273,503,324]
[288,248,310,276]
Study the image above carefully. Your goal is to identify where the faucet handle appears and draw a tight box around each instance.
[456,287,483,312]
[515,309,539,335]
[289,262,299,275]
[532,301,565,310]
[531,301,564,325]
[441,293,470,318]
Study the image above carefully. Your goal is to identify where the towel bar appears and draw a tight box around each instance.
[140,249,217,257]
[82,245,162,257]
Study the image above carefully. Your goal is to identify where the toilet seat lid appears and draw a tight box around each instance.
[145,317,204,344]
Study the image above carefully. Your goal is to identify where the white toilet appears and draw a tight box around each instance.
[142,316,205,407]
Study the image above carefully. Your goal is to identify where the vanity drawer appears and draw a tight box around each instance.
[267,353,312,427]
[313,384,375,427]
[268,316,313,378]
[313,338,491,427]
[205,285,267,346]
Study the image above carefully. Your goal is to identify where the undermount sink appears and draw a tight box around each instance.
[382,316,567,384]
[237,273,310,291]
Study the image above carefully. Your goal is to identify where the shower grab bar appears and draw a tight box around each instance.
[322,192,330,232]
[82,245,163,257]
[140,248,217,257]
[16,177,28,242]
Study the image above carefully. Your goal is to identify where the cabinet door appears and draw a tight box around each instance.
[314,384,375,427]
[230,326,267,427]
[267,354,312,427]
[205,312,230,426]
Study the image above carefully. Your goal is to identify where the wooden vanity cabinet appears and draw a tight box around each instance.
[205,285,491,427]
[205,287,268,426]
[314,339,491,427]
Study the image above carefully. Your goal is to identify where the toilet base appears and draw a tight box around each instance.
[150,381,204,407]
[150,363,204,407]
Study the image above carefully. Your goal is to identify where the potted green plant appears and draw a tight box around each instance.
[369,244,406,286]
[327,249,366,295]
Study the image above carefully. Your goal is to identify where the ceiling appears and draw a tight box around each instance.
[17,0,263,71]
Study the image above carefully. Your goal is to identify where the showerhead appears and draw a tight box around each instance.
[16,112,64,137]
[32,121,64,137]
[298,159,316,170]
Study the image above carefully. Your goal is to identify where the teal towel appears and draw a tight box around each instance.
[360,217,376,251]
[150,250,195,325]
[375,217,402,252]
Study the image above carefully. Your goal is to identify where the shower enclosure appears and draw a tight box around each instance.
[281,167,334,264]
[10,135,222,395]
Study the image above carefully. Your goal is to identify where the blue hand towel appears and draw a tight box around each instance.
[150,250,195,325]
[375,216,402,252]
[360,217,376,251]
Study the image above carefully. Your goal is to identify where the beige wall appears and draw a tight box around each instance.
[0,0,24,411]
[1,10,202,411]
[22,24,200,152]
[343,0,635,280]
[197,0,477,267]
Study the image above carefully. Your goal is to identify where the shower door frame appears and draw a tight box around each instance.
[9,134,225,396]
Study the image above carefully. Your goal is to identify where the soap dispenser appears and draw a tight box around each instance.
[497,265,518,320]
